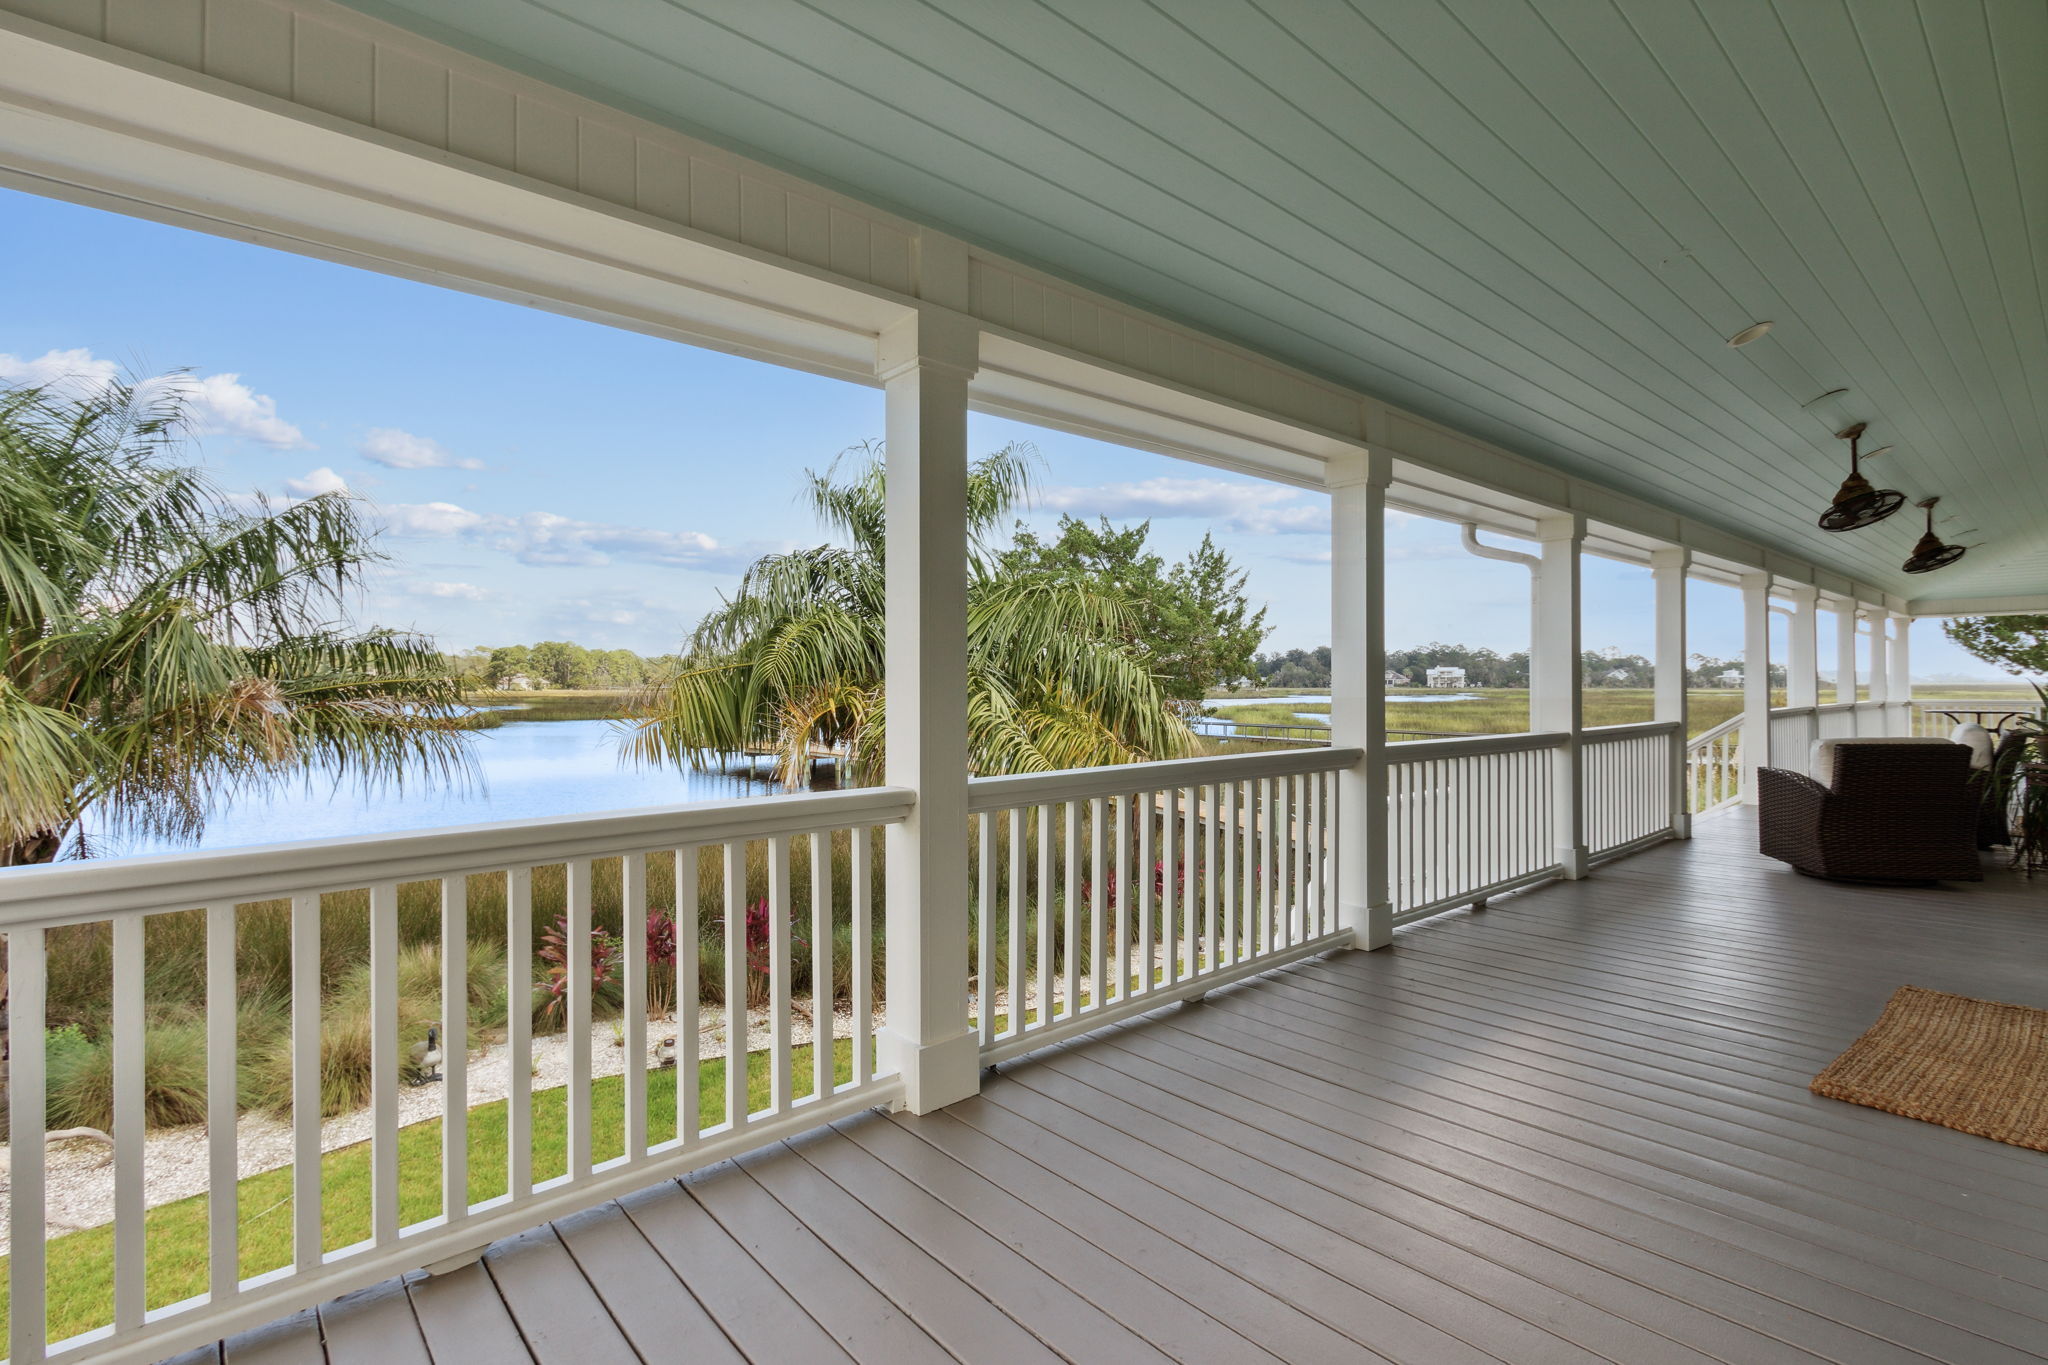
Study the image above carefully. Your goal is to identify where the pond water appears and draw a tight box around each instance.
[80,718,799,858]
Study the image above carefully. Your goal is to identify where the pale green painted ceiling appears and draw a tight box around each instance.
[336,0,2048,601]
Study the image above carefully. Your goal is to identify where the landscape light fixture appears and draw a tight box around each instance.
[1901,498,1967,574]
[1726,320,1774,347]
[1816,422,1906,532]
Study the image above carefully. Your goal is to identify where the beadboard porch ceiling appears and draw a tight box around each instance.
[326,0,2048,606]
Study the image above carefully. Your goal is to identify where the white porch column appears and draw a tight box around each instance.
[877,308,980,1115]
[1740,573,1773,801]
[1833,599,1858,708]
[1651,547,1691,839]
[1888,614,1914,734]
[1531,514,1587,876]
[1785,584,1819,772]
[1329,450,1393,948]
[1866,608,1890,732]
[1786,585,1819,710]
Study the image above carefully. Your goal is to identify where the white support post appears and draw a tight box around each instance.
[1531,513,1587,877]
[1834,599,1858,708]
[1888,614,1913,735]
[877,307,981,1114]
[1740,574,1773,800]
[1651,547,1691,839]
[1329,449,1392,948]
[1786,584,1819,772]
[1786,585,1819,710]
[1866,607,1890,726]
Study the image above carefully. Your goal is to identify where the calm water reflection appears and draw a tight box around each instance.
[82,719,810,858]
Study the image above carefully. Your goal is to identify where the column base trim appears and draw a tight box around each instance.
[879,1026,980,1114]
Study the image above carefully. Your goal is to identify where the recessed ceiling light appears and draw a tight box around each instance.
[1726,321,1774,347]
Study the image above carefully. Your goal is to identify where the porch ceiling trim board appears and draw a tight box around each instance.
[0,0,1943,617]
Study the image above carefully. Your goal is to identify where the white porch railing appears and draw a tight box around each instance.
[1582,721,1681,857]
[1686,715,1744,812]
[0,732,1690,1363]
[1909,698,2030,737]
[1385,732,1565,925]
[1816,701,1860,741]
[966,747,1356,1066]
[0,786,913,1365]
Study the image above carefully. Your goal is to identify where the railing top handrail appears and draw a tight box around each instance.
[1911,697,2033,710]
[1686,713,1744,748]
[965,746,1362,812]
[0,784,918,925]
[1768,704,1817,718]
[1581,719,1682,741]
[1386,730,1568,762]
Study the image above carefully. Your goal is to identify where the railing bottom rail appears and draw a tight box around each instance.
[978,927,1353,1068]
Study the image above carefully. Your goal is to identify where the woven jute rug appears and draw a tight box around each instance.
[1812,985,2048,1152]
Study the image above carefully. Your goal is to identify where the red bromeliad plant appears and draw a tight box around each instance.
[644,909,678,1017]
[535,914,622,1027]
[741,897,808,976]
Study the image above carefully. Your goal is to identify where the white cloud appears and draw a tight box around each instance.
[383,501,491,537]
[0,347,311,449]
[360,427,482,470]
[380,498,757,570]
[175,372,311,448]
[417,580,489,601]
[284,466,349,497]
[1040,476,1328,535]
[0,347,119,395]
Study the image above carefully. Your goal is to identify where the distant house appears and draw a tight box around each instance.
[1385,669,1412,687]
[1601,668,1632,686]
[1426,666,1467,689]
[1716,669,1743,688]
[497,672,537,690]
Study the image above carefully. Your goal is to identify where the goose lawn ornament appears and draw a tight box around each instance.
[405,1023,444,1085]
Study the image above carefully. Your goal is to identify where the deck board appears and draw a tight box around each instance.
[194,811,2048,1364]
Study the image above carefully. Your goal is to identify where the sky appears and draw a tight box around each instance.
[0,186,1995,680]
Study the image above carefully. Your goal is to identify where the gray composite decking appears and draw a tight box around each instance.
[173,809,2048,1364]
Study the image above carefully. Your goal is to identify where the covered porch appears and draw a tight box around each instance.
[0,3,2044,1363]
[182,809,2048,1365]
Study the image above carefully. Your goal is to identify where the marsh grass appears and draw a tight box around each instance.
[1209,688,1755,739]
[463,689,634,725]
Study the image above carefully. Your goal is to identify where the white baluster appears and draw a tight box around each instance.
[814,830,836,1101]
[114,913,147,1325]
[506,867,533,1198]
[9,925,47,1365]
[442,876,470,1216]
[370,882,400,1244]
[677,846,701,1141]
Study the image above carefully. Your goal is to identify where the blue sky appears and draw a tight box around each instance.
[0,186,1984,678]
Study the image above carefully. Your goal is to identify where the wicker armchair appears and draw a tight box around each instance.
[1757,739,1981,883]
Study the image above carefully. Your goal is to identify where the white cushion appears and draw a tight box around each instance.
[1948,722,1995,770]
[1808,736,1954,787]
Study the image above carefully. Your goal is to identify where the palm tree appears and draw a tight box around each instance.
[0,380,474,865]
[624,443,1194,784]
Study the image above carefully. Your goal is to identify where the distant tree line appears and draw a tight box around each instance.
[444,641,683,691]
[1249,644,1785,689]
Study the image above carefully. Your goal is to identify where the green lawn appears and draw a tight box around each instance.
[7,1038,855,1346]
